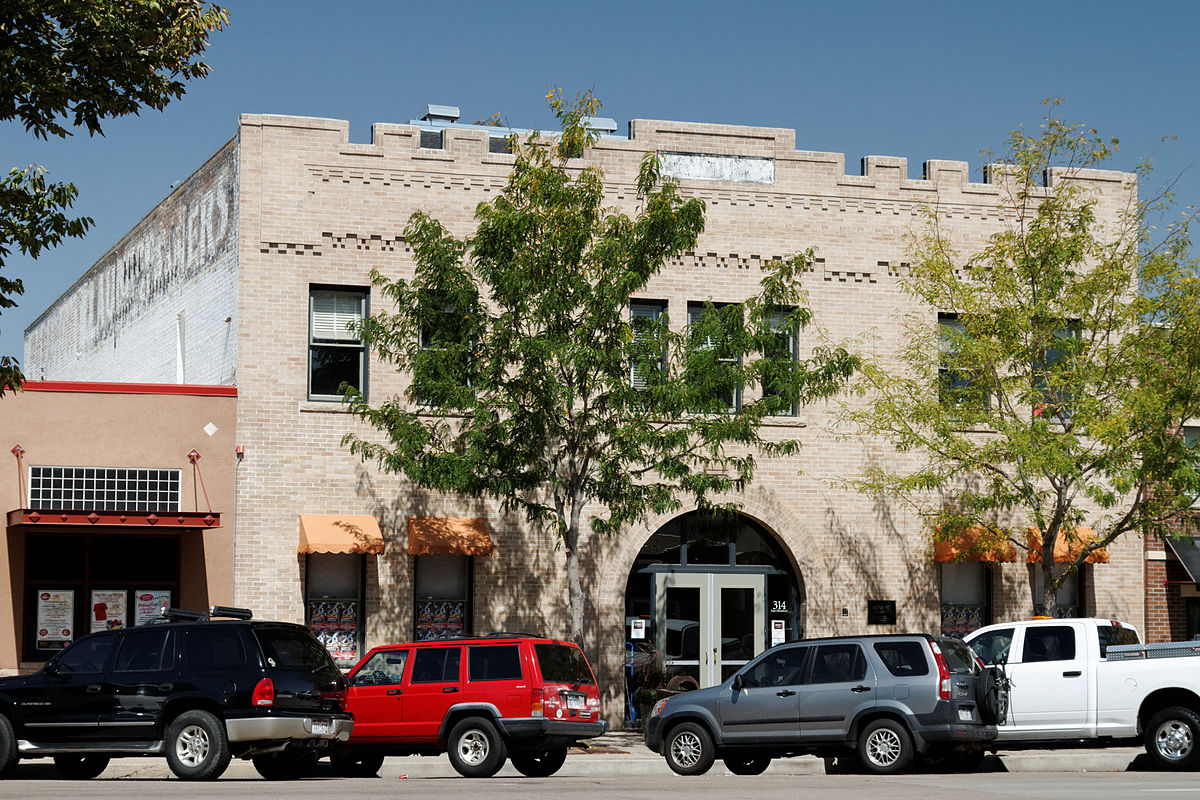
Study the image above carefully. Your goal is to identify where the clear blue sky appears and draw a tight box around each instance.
[3,0,1198,369]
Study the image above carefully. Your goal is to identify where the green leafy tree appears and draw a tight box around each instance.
[0,0,229,394]
[343,90,857,644]
[844,101,1200,615]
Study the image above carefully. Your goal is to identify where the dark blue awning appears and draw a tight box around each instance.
[1165,537,1200,588]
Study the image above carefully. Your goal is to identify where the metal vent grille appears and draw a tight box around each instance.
[29,466,182,512]
[420,129,444,149]
[488,136,512,154]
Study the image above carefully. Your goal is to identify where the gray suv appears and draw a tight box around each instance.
[644,634,1001,775]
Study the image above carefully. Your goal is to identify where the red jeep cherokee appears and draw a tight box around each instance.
[333,634,607,778]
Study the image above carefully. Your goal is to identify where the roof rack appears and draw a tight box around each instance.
[209,605,253,620]
[150,606,255,624]
[483,631,544,639]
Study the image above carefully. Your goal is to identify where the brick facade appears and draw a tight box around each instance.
[26,110,1146,721]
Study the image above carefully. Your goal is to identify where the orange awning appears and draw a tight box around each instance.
[298,514,385,555]
[933,525,1018,563]
[407,517,494,556]
[1025,527,1109,563]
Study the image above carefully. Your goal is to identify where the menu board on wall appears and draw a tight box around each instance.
[36,589,74,650]
[309,599,359,664]
[134,590,172,626]
[90,590,128,632]
[415,599,465,641]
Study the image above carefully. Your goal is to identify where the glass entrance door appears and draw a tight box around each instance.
[655,573,765,688]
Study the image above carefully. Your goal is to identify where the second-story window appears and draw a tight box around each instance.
[687,301,742,412]
[762,308,799,416]
[630,300,668,390]
[309,287,367,400]
[938,312,989,410]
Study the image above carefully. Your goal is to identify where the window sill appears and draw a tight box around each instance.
[300,400,355,414]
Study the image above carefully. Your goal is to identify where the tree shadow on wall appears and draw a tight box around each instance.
[351,466,571,646]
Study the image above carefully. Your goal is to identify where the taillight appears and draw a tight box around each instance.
[929,641,952,700]
[252,677,275,707]
[531,687,544,717]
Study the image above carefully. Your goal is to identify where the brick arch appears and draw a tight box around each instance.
[589,484,826,724]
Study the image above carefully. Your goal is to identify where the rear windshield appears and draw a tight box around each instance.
[255,625,335,670]
[935,637,978,674]
[534,643,596,685]
[1097,624,1140,657]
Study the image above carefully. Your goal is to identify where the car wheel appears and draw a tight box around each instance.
[447,717,508,778]
[858,718,913,775]
[331,751,385,777]
[53,755,110,779]
[252,750,319,780]
[663,722,715,776]
[722,756,770,775]
[0,715,17,779]
[1145,706,1200,770]
[165,710,232,781]
[510,746,568,777]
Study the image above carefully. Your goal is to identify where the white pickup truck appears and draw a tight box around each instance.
[964,617,1200,770]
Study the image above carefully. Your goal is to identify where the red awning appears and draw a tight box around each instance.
[7,509,220,529]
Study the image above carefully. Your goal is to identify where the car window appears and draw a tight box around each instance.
[809,643,866,684]
[468,645,523,681]
[410,646,461,683]
[55,633,116,674]
[873,641,930,677]
[113,628,173,672]
[1022,626,1076,663]
[183,627,247,671]
[936,637,978,674]
[968,628,1013,666]
[533,643,596,685]
[352,650,407,686]
[255,625,334,670]
[740,646,808,688]
[1097,624,1140,658]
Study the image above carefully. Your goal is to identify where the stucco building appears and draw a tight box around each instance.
[19,106,1146,721]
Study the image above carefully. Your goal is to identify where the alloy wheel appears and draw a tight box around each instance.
[176,724,212,767]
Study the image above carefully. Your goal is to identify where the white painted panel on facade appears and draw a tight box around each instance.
[658,151,775,184]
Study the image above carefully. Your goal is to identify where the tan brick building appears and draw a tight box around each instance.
[23,107,1147,722]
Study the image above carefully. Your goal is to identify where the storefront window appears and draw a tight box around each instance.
[305,553,364,668]
[414,554,471,641]
[1032,567,1083,618]
[940,562,989,638]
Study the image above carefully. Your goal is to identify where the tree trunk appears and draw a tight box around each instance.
[564,525,585,645]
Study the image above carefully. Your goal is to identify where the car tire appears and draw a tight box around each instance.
[331,751,385,777]
[165,710,232,781]
[53,755,110,779]
[858,718,913,775]
[447,717,508,778]
[252,750,319,780]
[510,746,568,777]
[976,667,1001,725]
[1145,706,1200,770]
[663,722,715,776]
[723,756,770,775]
[0,715,17,779]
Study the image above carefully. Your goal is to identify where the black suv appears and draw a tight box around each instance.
[0,607,353,781]
[645,634,1001,776]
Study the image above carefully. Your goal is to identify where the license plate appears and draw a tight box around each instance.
[565,695,585,710]
[311,719,330,735]
[957,708,973,722]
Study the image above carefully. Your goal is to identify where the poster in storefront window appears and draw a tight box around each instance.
[308,599,359,665]
[36,589,74,650]
[90,590,127,633]
[134,590,172,626]
[415,599,465,641]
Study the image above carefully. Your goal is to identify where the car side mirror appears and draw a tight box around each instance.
[731,674,744,691]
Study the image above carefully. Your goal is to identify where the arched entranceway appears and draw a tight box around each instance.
[624,511,804,707]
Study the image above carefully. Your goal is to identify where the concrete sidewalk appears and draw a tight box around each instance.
[28,730,1150,780]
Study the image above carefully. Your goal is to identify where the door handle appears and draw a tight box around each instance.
[1063,670,1082,677]
[86,684,102,693]
[158,683,174,692]
[442,686,459,693]
[387,688,402,696]
[776,690,796,697]
[850,685,872,693]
